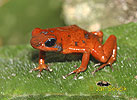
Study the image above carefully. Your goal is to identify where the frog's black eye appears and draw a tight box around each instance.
[45,38,56,47]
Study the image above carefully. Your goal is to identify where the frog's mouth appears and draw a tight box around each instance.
[30,37,42,49]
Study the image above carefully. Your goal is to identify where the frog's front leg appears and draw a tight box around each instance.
[30,50,52,76]
[62,46,91,79]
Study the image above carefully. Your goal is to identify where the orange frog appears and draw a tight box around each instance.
[30,25,117,79]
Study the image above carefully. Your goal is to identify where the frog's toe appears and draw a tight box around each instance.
[91,63,114,75]
[37,73,41,77]
[30,64,52,75]
[93,63,101,67]
[62,72,80,80]
[91,70,96,76]
[63,65,87,79]
[62,71,75,79]
[73,73,78,80]
[29,69,33,73]
[62,75,67,79]
[48,67,53,72]
[29,67,40,73]
[73,76,77,80]
[110,64,114,72]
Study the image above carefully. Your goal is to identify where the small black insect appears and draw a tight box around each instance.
[96,81,111,87]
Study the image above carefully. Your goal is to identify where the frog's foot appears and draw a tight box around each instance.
[92,63,114,76]
[92,43,116,76]
[62,66,86,80]
[29,64,53,76]
[93,63,101,67]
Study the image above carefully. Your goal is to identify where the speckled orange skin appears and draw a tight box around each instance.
[30,25,117,79]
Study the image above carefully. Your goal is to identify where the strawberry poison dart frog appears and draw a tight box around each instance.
[30,25,117,79]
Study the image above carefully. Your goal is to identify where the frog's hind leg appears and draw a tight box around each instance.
[92,35,117,75]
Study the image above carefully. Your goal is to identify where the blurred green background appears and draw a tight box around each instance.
[0,0,65,46]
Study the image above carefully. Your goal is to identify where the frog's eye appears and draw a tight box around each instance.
[45,38,56,47]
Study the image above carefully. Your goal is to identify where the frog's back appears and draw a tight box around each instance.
[56,25,87,39]
[56,25,88,47]
[48,25,98,49]
[53,25,84,35]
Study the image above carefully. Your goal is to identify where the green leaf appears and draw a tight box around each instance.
[0,23,137,100]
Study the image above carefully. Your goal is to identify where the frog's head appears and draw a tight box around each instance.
[30,28,62,51]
